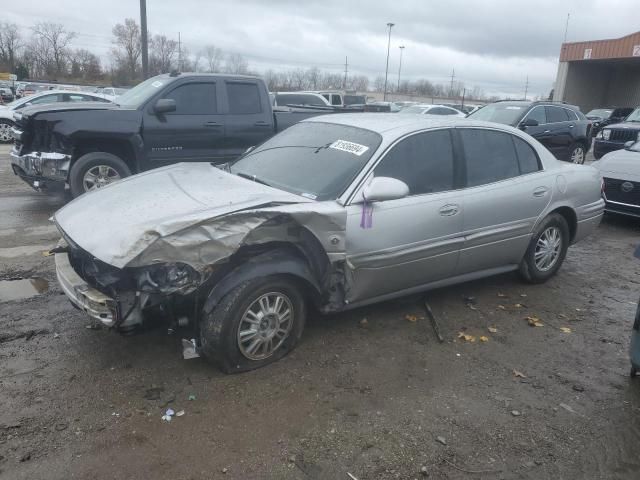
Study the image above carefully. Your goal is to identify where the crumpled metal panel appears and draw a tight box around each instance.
[54,163,346,271]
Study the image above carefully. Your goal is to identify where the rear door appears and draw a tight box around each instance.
[345,129,465,301]
[456,128,550,274]
[143,81,225,165]
[221,80,274,160]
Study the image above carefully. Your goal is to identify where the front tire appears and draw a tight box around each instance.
[69,152,131,198]
[519,213,570,284]
[200,276,306,373]
[0,119,14,143]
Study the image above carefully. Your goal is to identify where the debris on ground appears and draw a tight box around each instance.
[513,369,527,378]
[436,436,447,445]
[347,473,359,480]
[405,314,418,323]
[222,467,228,473]
[511,410,521,416]
[182,338,200,359]
[497,305,506,310]
[85,324,102,330]
[420,466,428,476]
[161,408,175,422]
[526,316,544,327]
[514,303,526,308]
[488,326,498,333]
[573,385,585,392]
[359,318,369,328]
[497,292,507,298]
[458,332,476,342]
[559,403,578,415]
[188,394,196,401]
[520,293,527,298]
[464,296,477,310]
[479,336,489,342]
[175,410,185,417]
[559,327,572,333]
[53,333,60,339]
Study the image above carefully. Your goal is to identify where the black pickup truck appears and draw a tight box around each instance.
[10,73,329,197]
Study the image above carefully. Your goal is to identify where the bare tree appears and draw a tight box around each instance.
[224,53,249,74]
[31,22,76,77]
[149,34,177,75]
[70,48,102,80]
[0,22,22,72]
[202,45,224,73]
[111,18,141,82]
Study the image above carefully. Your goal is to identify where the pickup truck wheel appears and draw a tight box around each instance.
[519,213,570,284]
[0,119,14,143]
[69,152,131,198]
[199,276,306,374]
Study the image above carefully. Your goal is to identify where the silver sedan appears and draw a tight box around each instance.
[53,114,604,372]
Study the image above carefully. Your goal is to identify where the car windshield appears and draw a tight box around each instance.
[230,122,382,201]
[586,109,613,118]
[625,109,640,122]
[116,76,171,108]
[467,104,527,125]
[399,106,427,114]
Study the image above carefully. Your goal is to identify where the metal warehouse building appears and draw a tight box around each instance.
[553,31,640,112]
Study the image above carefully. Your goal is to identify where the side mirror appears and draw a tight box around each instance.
[154,98,176,114]
[520,118,538,128]
[360,176,409,202]
[624,141,635,150]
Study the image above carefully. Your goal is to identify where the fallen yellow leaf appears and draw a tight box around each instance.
[405,314,418,323]
[497,305,506,310]
[457,332,476,342]
[488,326,498,333]
[559,327,572,333]
[479,336,489,342]
[526,316,544,327]
[513,369,527,378]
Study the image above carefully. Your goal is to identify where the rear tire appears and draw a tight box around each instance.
[199,276,306,374]
[69,152,131,198]
[519,213,570,284]
[0,119,14,143]
[569,143,586,164]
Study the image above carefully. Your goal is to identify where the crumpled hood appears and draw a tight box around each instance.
[594,150,640,182]
[55,163,317,268]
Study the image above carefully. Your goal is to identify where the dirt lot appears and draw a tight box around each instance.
[1,144,640,480]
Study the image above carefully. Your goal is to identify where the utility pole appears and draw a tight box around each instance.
[343,56,348,90]
[461,87,466,109]
[449,69,455,98]
[524,76,529,100]
[140,0,149,79]
[396,45,405,93]
[563,13,570,43]
[383,22,394,101]
[178,32,182,71]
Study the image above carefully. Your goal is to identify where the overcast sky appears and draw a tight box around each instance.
[5,0,640,96]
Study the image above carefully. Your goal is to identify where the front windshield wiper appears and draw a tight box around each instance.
[236,171,273,187]
[240,145,325,161]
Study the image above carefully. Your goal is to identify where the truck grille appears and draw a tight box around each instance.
[608,129,638,142]
[604,177,640,206]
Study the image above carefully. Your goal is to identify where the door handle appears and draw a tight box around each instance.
[204,121,222,127]
[254,121,270,127]
[568,124,575,128]
[438,204,459,216]
[533,187,548,197]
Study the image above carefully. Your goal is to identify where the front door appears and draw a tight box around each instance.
[456,128,551,274]
[143,81,225,167]
[345,129,465,303]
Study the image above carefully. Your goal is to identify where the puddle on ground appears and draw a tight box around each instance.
[0,278,49,302]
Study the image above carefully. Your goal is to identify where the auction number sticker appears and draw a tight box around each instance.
[330,140,369,156]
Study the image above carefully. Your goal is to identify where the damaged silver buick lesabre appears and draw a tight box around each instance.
[53,114,604,372]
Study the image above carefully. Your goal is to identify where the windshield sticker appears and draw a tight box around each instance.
[151,81,163,88]
[300,192,317,200]
[329,140,370,156]
[505,106,522,110]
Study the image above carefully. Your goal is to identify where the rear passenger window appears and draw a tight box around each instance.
[461,129,519,187]
[564,108,578,121]
[513,136,540,174]
[227,82,261,114]
[545,106,568,123]
[164,83,217,114]
[374,130,454,195]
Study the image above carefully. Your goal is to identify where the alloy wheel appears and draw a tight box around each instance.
[534,226,562,272]
[0,122,12,142]
[237,292,294,360]
[571,147,585,164]
[82,165,121,191]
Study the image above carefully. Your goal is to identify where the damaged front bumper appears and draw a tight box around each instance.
[10,144,70,191]
[55,251,118,327]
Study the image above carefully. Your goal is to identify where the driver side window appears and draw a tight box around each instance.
[163,82,217,115]
[374,129,455,196]
[526,106,546,124]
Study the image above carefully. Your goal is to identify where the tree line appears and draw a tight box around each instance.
[0,19,492,100]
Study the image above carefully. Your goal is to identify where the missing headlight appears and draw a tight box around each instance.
[136,263,201,294]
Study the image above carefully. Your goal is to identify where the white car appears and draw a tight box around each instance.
[0,90,112,142]
[399,104,467,118]
[592,140,640,218]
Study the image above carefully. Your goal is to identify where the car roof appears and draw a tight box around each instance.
[303,113,514,137]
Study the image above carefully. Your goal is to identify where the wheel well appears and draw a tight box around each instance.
[551,206,577,242]
[73,140,137,172]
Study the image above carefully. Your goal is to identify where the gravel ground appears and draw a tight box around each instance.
[1,144,640,480]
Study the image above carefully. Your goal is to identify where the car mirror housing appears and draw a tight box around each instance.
[359,176,409,203]
[154,98,176,114]
[520,118,538,128]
